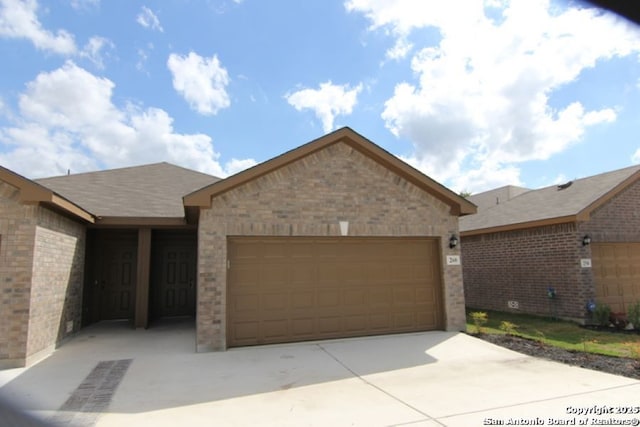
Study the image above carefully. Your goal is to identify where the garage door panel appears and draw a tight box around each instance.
[262,293,288,311]
[263,320,288,340]
[593,242,640,313]
[227,237,443,347]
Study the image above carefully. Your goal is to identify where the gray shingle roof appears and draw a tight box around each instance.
[460,165,640,233]
[36,162,219,217]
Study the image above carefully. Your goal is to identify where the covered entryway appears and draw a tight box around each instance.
[227,236,443,347]
[592,242,640,313]
[83,229,197,327]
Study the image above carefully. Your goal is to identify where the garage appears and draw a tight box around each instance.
[592,243,640,313]
[227,237,443,347]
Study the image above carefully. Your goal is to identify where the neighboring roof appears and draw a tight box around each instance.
[0,165,95,223]
[36,162,219,223]
[184,127,477,217]
[467,185,530,211]
[460,165,640,235]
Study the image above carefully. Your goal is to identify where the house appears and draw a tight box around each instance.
[460,165,640,321]
[0,127,476,368]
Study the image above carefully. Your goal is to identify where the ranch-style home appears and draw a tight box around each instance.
[460,165,640,322]
[0,127,476,368]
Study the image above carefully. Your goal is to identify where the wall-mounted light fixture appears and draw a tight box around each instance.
[449,234,459,249]
[582,234,592,246]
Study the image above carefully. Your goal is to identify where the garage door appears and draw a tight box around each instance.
[227,237,443,347]
[592,243,640,313]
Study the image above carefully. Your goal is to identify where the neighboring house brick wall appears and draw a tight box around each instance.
[462,223,590,320]
[0,182,37,367]
[582,179,640,243]
[26,206,85,365]
[0,181,85,368]
[197,142,465,351]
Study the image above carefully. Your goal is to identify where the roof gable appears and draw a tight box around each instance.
[0,165,95,223]
[461,165,640,235]
[184,127,476,217]
[36,162,219,222]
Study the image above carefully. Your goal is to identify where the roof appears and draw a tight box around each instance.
[460,165,640,235]
[184,127,477,217]
[467,185,530,211]
[36,162,219,224]
[0,165,95,223]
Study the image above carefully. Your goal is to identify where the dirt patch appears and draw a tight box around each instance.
[475,333,640,380]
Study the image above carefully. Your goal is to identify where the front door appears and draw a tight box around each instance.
[151,230,197,318]
[156,244,196,317]
[100,244,137,320]
[87,230,138,322]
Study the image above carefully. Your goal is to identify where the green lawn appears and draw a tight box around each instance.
[466,309,640,359]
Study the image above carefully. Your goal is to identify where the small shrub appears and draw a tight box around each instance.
[499,321,518,336]
[470,311,488,334]
[593,303,611,327]
[627,301,640,330]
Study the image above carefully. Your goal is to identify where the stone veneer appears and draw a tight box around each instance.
[196,142,465,351]
[0,181,85,368]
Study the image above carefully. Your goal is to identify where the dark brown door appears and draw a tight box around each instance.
[97,234,137,321]
[156,244,196,317]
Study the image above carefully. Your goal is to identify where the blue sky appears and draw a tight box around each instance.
[1,0,640,194]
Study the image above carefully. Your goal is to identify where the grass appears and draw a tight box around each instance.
[465,309,640,359]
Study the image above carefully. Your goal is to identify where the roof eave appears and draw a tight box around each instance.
[183,128,476,217]
[576,169,640,221]
[91,216,190,227]
[1,166,95,223]
[460,215,577,237]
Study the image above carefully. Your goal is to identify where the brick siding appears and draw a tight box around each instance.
[197,142,465,351]
[461,179,640,321]
[462,223,590,320]
[27,206,85,364]
[582,179,640,242]
[0,181,85,368]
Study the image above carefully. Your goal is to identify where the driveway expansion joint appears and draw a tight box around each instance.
[316,343,446,427]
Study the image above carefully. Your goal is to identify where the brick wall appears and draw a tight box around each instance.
[0,182,36,368]
[582,179,640,242]
[26,206,85,364]
[0,181,85,368]
[462,223,591,320]
[197,142,465,351]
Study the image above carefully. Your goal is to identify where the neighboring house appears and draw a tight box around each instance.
[0,127,476,368]
[460,165,640,322]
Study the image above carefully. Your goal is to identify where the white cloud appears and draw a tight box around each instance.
[70,0,100,10]
[137,6,163,32]
[285,81,363,132]
[224,158,257,175]
[167,52,231,116]
[0,0,76,54]
[0,61,250,178]
[80,36,115,69]
[347,0,640,192]
[632,149,640,164]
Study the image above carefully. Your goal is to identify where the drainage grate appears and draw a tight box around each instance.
[51,359,132,426]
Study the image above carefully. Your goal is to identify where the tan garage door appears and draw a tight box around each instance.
[227,237,443,347]
[592,243,640,313]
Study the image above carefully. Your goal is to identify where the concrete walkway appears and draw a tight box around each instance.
[1,318,639,426]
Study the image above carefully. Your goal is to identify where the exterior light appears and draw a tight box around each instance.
[582,234,592,246]
[449,234,459,249]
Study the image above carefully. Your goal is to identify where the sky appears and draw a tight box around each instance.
[1,0,640,194]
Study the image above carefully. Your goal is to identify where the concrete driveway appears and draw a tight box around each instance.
[1,318,639,427]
